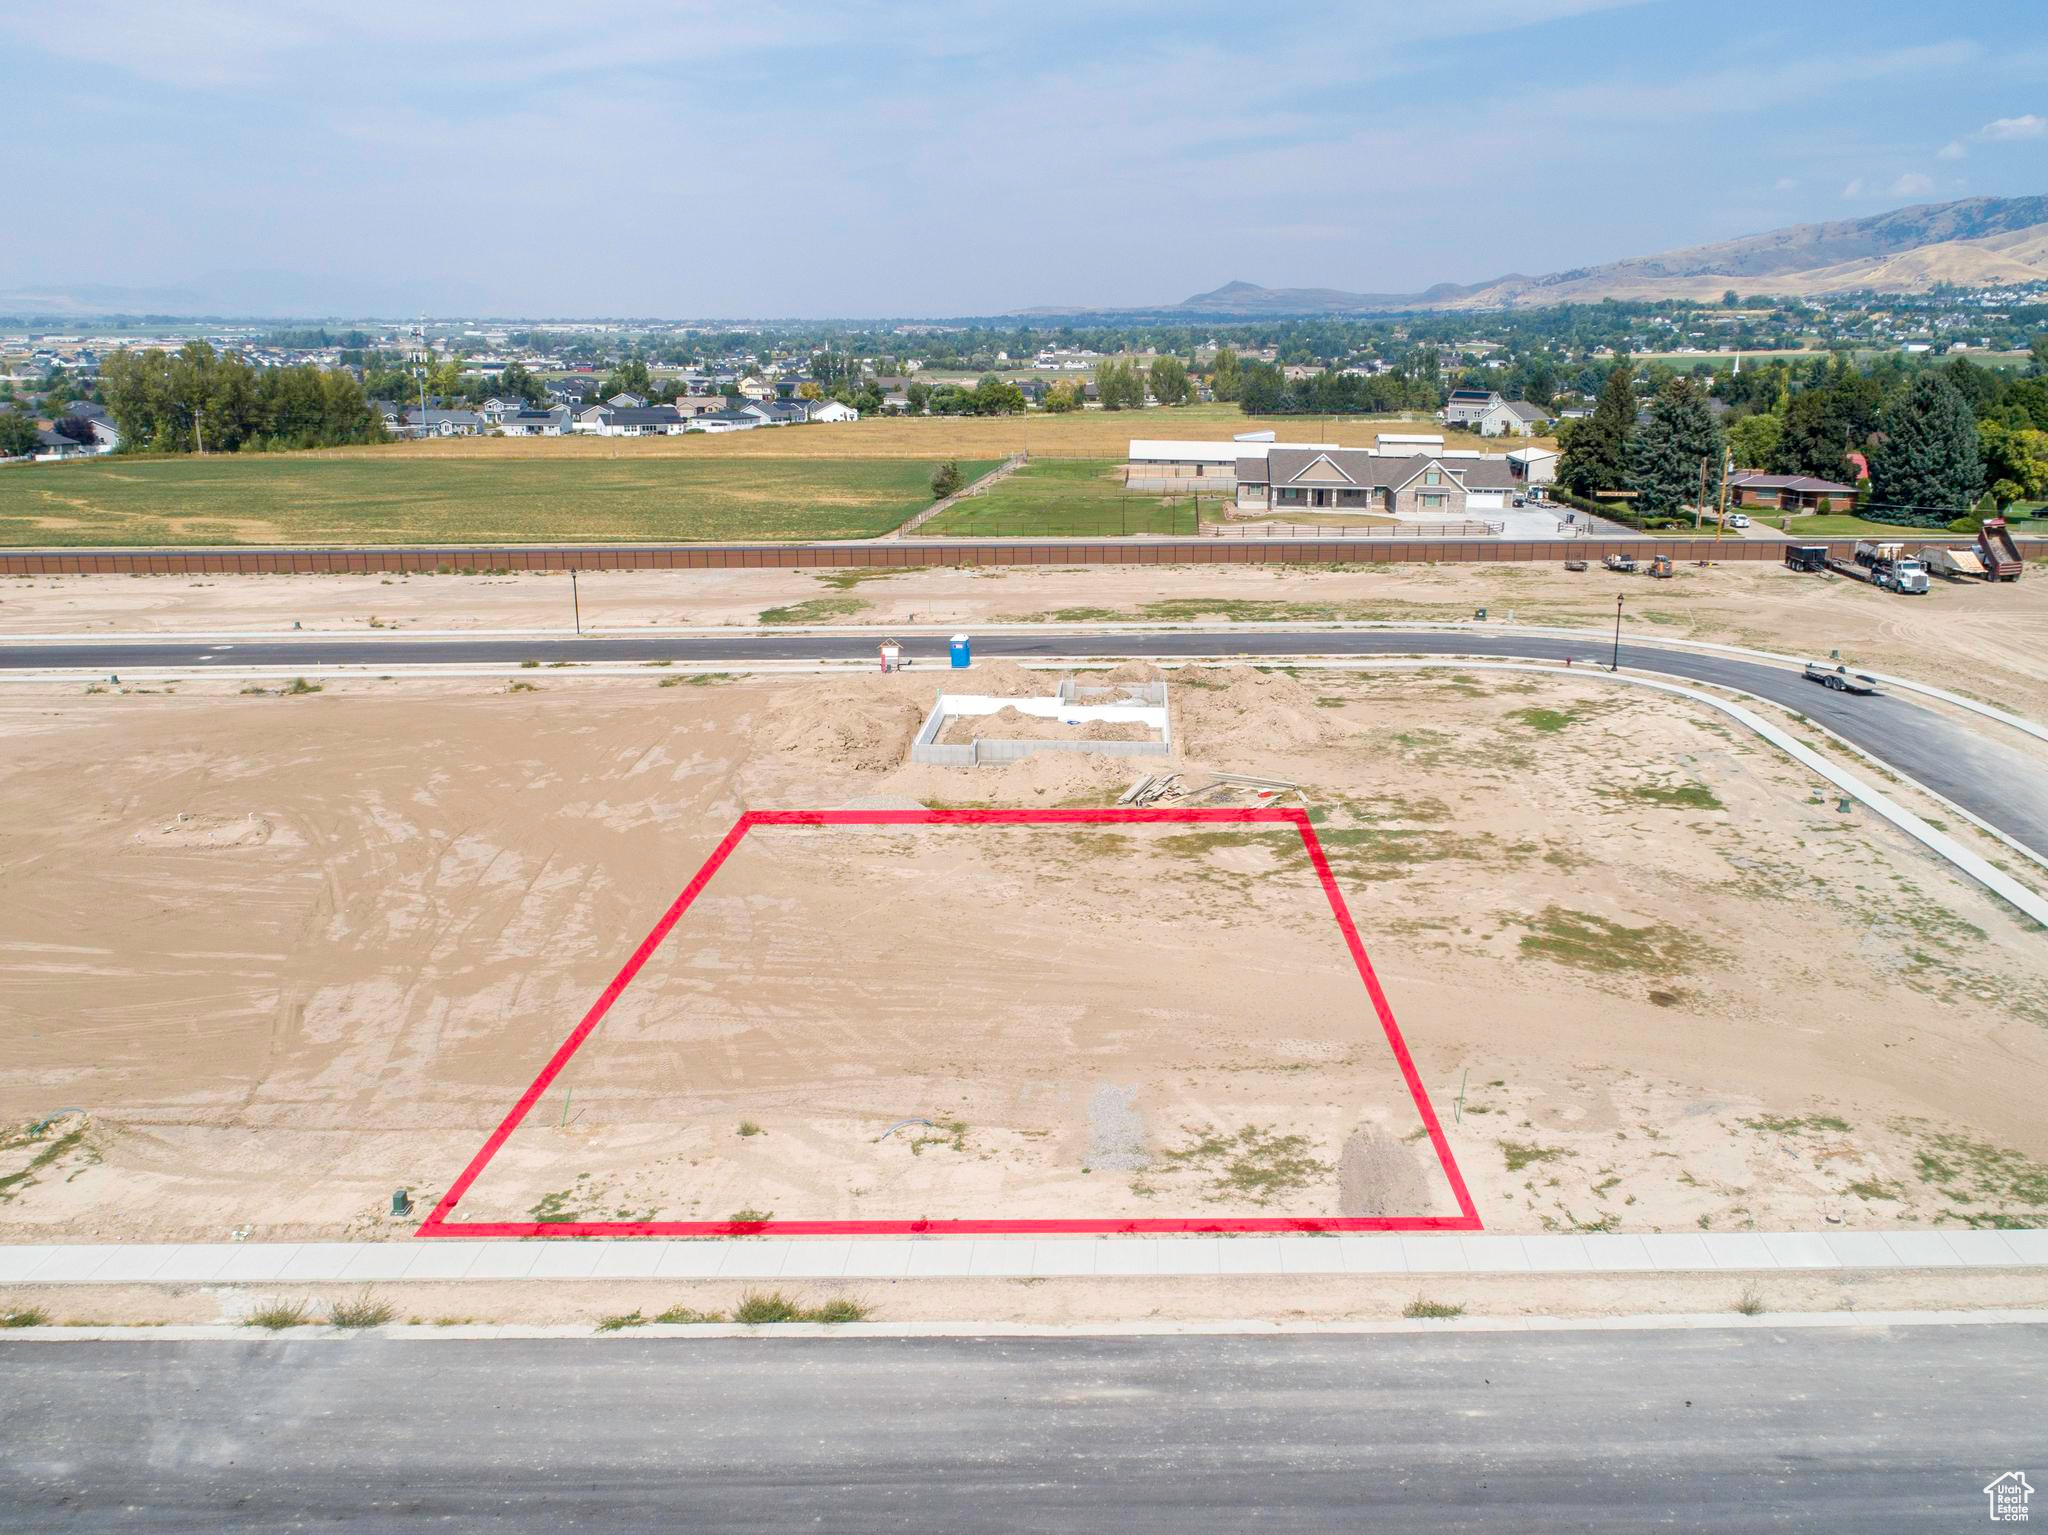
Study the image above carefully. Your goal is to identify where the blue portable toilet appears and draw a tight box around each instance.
[949,634,972,669]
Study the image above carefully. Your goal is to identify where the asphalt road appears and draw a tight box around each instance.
[1,1328,2040,1531]
[9,625,2045,858]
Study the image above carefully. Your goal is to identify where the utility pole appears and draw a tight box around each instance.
[1716,448,1732,540]
[1695,456,1708,530]
[1611,593,1624,673]
[571,570,581,635]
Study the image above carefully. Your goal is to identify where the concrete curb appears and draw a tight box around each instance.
[4,1229,2043,1287]
[6,1309,2048,1343]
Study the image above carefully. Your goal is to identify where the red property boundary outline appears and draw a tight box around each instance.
[418,808,1482,1238]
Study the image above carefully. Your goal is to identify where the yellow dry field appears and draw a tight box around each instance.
[298,405,1539,463]
[2,664,2044,1244]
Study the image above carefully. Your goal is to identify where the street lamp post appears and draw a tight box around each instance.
[1611,593,1624,672]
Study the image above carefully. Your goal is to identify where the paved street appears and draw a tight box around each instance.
[7,624,2045,858]
[2,1326,2041,1531]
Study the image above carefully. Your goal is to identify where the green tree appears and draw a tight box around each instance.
[601,357,654,400]
[1772,387,1853,482]
[1041,379,1082,413]
[1148,356,1191,406]
[1977,420,2048,507]
[1724,410,1782,471]
[929,460,963,499]
[1629,376,1724,519]
[1868,373,1985,517]
[1094,358,1145,410]
[1209,345,1241,401]
[0,410,40,457]
[1559,362,1634,496]
[905,381,931,415]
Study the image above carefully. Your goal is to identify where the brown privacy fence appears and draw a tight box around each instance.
[0,537,2038,576]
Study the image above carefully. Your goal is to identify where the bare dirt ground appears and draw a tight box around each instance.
[2,664,2044,1247]
[6,559,2045,722]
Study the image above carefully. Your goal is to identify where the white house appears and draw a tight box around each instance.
[807,399,860,423]
[1475,399,1549,438]
[1506,445,1559,488]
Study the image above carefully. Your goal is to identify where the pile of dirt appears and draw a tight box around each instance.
[1104,660,1165,684]
[1173,665,1354,756]
[941,707,1156,745]
[761,676,933,773]
[958,659,1046,696]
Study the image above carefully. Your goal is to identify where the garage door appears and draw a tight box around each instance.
[1466,491,1506,510]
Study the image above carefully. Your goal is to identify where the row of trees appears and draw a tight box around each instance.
[1238,360,1443,416]
[1561,360,2005,526]
[100,342,382,454]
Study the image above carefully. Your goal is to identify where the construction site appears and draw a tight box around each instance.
[3,636,2045,1284]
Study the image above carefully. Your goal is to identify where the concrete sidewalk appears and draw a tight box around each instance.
[3,1229,2043,1287]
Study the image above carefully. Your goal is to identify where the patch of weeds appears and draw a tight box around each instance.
[910,1119,969,1155]
[328,1290,396,1329]
[736,1120,764,1137]
[659,672,733,687]
[732,1290,803,1324]
[813,569,904,590]
[1740,1114,1851,1135]
[1907,1129,2048,1214]
[758,596,867,625]
[1500,1140,1569,1173]
[246,1297,312,1331]
[1402,1297,1465,1319]
[654,1305,726,1324]
[528,1189,586,1225]
[1512,906,1701,976]
[282,677,322,696]
[1624,782,1724,811]
[238,683,269,696]
[727,1207,775,1228]
[1847,1179,1901,1202]
[0,1120,93,1204]
[1164,1124,1330,1205]
[1733,1286,1765,1317]
[507,681,538,693]
[595,1310,646,1333]
[0,1306,48,1328]
[804,1297,872,1324]
[1508,706,1580,733]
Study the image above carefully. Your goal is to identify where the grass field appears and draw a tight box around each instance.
[920,459,1208,537]
[0,456,997,546]
[1783,512,2048,538]
[296,406,1535,461]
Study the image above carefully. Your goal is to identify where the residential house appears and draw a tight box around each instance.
[1726,471,1855,512]
[1440,388,1503,427]
[806,399,859,423]
[606,392,647,409]
[1475,398,1549,438]
[738,399,811,428]
[684,409,760,433]
[402,407,485,437]
[1233,447,1518,518]
[497,407,571,437]
[585,405,688,437]
[545,379,599,409]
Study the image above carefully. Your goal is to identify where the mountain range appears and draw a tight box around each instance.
[1123,194,2048,316]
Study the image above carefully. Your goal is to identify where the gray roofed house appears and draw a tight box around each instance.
[1234,448,1514,519]
[1475,398,1550,438]
[402,407,485,437]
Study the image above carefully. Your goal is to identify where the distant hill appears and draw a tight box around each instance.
[1082,195,2048,316]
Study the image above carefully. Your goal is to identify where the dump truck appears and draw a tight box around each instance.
[1852,541,1930,594]
[1919,545,1987,582]
[1784,544,1830,573]
[1977,518,2024,581]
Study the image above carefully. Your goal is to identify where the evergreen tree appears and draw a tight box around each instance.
[1629,376,1724,519]
[929,460,963,499]
[1772,387,1852,482]
[1209,346,1241,401]
[1559,362,1634,495]
[0,410,39,458]
[1868,373,1984,518]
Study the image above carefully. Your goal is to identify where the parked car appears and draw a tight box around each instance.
[1728,513,1751,529]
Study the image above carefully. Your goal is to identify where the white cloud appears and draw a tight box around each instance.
[1774,176,1798,190]
[1841,178,1865,198]
[1892,172,1933,196]
[1978,113,2046,140]
[1938,140,1966,160]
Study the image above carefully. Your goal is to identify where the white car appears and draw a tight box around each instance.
[1728,513,1751,529]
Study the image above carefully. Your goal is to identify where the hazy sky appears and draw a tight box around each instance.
[5,0,2046,317]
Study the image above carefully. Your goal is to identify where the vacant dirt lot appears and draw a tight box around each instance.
[2,663,2043,1244]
